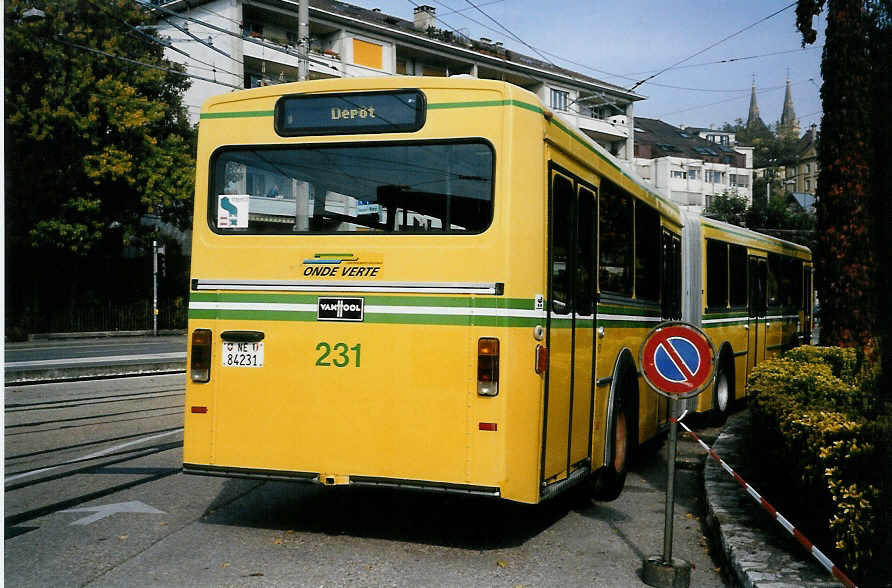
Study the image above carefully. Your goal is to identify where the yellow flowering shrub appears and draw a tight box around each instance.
[747,347,888,579]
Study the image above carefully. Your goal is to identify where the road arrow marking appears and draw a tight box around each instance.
[60,501,166,526]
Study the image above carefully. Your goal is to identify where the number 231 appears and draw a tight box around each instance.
[315,342,361,367]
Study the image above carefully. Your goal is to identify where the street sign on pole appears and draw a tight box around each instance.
[640,321,716,588]
[640,322,716,399]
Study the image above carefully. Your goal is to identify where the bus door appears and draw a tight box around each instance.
[746,256,768,379]
[543,167,596,484]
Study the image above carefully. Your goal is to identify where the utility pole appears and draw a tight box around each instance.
[153,240,158,336]
[152,240,166,336]
[298,0,308,81]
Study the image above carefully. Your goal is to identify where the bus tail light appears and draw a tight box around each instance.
[477,337,499,396]
[535,345,548,375]
[191,329,212,383]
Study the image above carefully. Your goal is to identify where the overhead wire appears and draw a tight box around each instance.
[51,36,242,90]
[407,0,814,97]
[628,1,798,91]
[653,77,815,119]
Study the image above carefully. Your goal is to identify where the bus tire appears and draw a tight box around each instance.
[592,360,635,502]
[710,348,734,426]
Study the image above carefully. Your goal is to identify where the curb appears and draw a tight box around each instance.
[5,362,186,385]
[703,410,840,588]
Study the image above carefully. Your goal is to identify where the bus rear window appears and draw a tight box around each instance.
[209,141,494,234]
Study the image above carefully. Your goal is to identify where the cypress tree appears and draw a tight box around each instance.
[796,0,876,348]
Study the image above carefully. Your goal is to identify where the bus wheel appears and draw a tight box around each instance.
[710,353,733,425]
[592,375,633,501]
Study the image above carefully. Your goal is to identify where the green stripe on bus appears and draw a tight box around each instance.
[597,319,662,329]
[200,110,274,119]
[188,308,542,327]
[704,311,748,319]
[428,99,543,114]
[703,320,748,328]
[596,303,662,317]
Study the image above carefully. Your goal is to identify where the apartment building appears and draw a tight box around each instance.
[787,124,819,195]
[153,0,643,158]
[633,117,754,214]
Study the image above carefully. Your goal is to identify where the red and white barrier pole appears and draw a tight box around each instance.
[673,412,857,588]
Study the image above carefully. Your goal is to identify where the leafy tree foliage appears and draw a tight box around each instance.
[796,0,880,351]
[5,0,195,254]
[721,119,801,169]
[704,189,816,252]
[4,0,196,336]
[703,190,748,226]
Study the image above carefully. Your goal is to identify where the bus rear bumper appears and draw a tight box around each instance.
[183,463,501,498]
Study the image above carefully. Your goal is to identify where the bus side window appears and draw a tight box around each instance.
[598,180,633,296]
[729,244,748,308]
[767,254,781,308]
[661,230,682,319]
[706,240,729,310]
[551,174,575,315]
[576,186,596,316]
[635,202,660,301]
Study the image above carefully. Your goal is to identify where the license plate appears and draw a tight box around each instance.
[221,341,264,367]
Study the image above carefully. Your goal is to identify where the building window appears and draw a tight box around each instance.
[670,170,686,179]
[688,169,699,180]
[353,39,383,70]
[706,170,725,184]
[550,88,569,112]
[245,22,263,37]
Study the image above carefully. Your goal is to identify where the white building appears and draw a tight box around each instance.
[633,118,753,215]
[151,0,643,159]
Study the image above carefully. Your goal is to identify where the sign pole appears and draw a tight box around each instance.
[640,321,716,588]
[662,396,679,564]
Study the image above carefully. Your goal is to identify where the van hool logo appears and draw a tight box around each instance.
[303,253,382,278]
[317,297,364,322]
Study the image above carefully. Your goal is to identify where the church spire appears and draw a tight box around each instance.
[778,76,801,138]
[746,76,766,130]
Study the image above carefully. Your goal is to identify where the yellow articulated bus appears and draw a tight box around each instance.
[184,76,812,504]
[687,217,814,423]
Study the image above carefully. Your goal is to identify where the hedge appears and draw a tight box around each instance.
[748,345,888,580]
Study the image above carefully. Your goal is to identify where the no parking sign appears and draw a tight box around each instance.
[639,322,716,400]
[640,321,717,587]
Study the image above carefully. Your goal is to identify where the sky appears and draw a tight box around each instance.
[346,0,827,132]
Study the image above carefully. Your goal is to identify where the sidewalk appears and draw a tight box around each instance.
[702,411,841,588]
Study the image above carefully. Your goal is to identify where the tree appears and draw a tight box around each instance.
[703,190,748,226]
[745,192,817,252]
[5,0,196,335]
[796,0,879,350]
[5,0,195,254]
[721,119,800,169]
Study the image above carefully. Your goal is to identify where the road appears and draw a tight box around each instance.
[5,373,730,587]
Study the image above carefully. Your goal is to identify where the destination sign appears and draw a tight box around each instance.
[275,90,426,136]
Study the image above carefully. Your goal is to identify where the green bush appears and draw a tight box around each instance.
[748,346,888,580]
